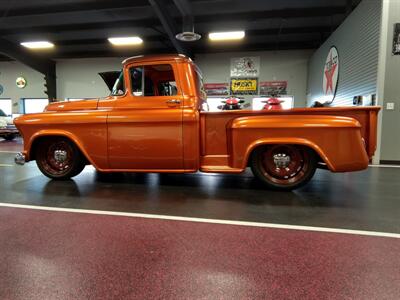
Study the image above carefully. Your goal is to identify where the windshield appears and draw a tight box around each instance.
[0,109,7,117]
[111,71,125,96]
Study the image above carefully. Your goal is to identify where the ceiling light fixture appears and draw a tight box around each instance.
[108,37,143,46]
[20,41,54,49]
[209,31,245,41]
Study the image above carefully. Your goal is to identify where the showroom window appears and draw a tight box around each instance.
[0,98,12,116]
[252,96,294,110]
[129,64,179,96]
[22,98,49,114]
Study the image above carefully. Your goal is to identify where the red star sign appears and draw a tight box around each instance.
[324,52,337,94]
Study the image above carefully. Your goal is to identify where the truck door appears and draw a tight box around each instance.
[107,62,183,170]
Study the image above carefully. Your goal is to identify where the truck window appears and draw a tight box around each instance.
[158,81,178,96]
[129,64,179,97]
[111,71,125,96]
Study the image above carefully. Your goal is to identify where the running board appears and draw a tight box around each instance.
[200,166,244,173]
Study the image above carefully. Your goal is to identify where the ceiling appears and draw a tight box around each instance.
[0,0,362,61]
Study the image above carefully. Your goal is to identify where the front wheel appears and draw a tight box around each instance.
[250,145,317,191]
[35,137,86,180]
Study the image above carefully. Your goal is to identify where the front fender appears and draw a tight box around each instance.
[15,110,108,169]
[25,130,98,167]
[228,115,369,172]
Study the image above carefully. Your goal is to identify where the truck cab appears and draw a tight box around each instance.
[14,54,380,190]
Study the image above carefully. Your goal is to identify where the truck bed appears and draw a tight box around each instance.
[200,106,380,161]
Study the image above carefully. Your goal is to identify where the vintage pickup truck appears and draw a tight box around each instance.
[14,54,380,190]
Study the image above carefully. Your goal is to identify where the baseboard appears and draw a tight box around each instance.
[380,160,400,165]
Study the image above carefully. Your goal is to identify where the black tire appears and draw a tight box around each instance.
[250,145,317,191]
[35,137,86,180]
[3,134,16,141]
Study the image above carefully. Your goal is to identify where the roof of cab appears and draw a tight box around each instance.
[122,54,192,65]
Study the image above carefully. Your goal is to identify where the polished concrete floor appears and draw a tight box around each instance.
[1,139,400,233]
[1,138,400,299]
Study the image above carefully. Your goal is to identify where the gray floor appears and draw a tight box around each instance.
[1,150,400,233]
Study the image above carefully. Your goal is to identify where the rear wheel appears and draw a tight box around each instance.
[250,145,317,191]
[35,137,86,180]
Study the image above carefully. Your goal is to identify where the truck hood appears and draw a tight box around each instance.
[45,99,99,112]
[98,71,120,91]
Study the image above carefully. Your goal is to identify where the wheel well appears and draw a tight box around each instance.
[246,143,324,167]
[30,135,88,164]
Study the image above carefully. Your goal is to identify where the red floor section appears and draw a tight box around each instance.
[0,207,399,299]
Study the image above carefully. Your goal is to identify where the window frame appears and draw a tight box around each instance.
[125,62,182,98]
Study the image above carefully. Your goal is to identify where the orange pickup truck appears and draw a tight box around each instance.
[14,54,380,190]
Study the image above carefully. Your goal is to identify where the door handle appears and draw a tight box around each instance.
[166,99,181,105]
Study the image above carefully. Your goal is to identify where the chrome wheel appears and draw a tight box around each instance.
[35,138,86,179]
[251,145,317,190]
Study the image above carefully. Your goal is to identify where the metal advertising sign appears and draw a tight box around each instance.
[230,78,258,95]
[322,46,339,102]
[230,57,260,77]
[204,83,229,96]
[259,81,288,96]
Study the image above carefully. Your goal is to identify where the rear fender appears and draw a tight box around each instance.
[228,115,369,172]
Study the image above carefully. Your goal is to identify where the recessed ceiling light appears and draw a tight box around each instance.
[108,37,143,46]
[209,31,245,41]
[20,41,54,49]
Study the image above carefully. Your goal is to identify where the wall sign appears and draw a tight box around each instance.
[0,84,3,95]
[204,83,229,96]
[393,23,400,55]
[16,77,27,89]
[230,57,260,77]
[259,81,287,96]
[230,78,258,95]
[323,46,339,102]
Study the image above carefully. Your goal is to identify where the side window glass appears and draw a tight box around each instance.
[129,64,179,97]
[158,81,178,96]
[130,67,143,96]
[111,71,125,96]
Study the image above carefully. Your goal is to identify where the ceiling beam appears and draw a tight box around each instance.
[172,0,194,33]
[148,0,189,56]
[0,6,350,37]
[0,0,150,17]
[47,26,331,47]
[49,40,317,59]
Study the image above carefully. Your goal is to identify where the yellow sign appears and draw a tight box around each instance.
[230,78,258,95]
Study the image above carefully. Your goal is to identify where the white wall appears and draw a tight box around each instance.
[0,58,124,113]
[0,61,47,113]
[0,50,312,112]
[380,0,400,161]
[195,50,313,107]
[306,0,382,106]
[56,57,123,100]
